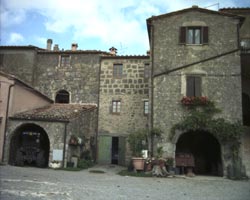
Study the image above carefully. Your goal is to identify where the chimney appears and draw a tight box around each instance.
[47,39,53,50]
[146,50,150,56]
[53,44,59,51]
[192,5,198,8]
[71,43,78,51]
[109,47,117,56]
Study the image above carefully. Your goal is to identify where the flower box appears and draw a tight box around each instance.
[181,96,209,106]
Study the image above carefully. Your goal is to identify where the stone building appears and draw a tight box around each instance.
[98,55,149,165]
[0,71,53,162]
[0,6,249,177]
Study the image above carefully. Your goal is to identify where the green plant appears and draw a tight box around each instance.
[156,146,163,158]
[170,101,244,157]
[77,159,94,169]
[128,129,148,157]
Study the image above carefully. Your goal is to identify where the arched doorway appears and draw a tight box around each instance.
[55,90,70,103]
[176,131,222,176]
[9,123,50,168]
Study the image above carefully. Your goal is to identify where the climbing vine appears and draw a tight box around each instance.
[170,100,244,146]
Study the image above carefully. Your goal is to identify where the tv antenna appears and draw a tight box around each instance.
[204,3,219,10]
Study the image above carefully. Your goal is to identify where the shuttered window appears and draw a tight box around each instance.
[186,76,201,97]
[179,26,208,45]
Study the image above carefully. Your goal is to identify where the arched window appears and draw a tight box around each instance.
[55,90,70,103]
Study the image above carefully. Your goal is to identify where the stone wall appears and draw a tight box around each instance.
[98,57,150,136]
[66,108,97,161]
[35,52,101,104]
[0,48,37,84]
[151,10,242,139]
[151,11,240,74]
[4,120,66,165]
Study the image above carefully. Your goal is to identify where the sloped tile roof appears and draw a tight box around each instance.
[11,104,97,122]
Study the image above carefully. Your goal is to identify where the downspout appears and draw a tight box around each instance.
[95,56,102,163]
[62,122,68,168]
[150,22,155,156]
[2,83,14,162]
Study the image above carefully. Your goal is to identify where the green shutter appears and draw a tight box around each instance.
[98,136,112,164]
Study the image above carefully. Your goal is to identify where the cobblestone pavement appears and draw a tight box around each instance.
[0,165,250,200]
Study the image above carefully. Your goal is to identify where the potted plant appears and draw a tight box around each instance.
[128,129,148,171]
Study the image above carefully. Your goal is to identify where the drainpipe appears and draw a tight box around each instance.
[150,23,155,156]
[2,83,14,162]
[62,122,68,167]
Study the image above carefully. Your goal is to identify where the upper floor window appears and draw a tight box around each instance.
[112,100,121,114]
[55,90,70,103]
[144,101,149,115]
[180,26,208,45]
[113,64,123,78]
[60,55,70,67]
[186,76,201,97]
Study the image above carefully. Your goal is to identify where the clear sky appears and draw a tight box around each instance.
[1,0,249,55]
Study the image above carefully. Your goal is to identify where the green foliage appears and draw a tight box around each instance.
[171,102,243,147]
[77,159,94,169]
[156,146,164,158]
[150,127,163,137]
[128,129,148,157]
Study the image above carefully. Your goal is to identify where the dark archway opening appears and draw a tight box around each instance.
[242,93,250,126]
[111,137,119,164]
[55,90,70,103]
[176,131,222,176]
[9,123,50,168]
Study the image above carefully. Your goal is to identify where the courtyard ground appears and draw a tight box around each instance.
[0,164,249,200]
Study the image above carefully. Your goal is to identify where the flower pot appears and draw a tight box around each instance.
[132,157,145,171]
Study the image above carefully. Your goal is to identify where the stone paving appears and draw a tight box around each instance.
[0,165,250,200]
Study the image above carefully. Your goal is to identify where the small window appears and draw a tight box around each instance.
[113,64,123,78]
[60,55,70,67]
[144,101,149,115]
[186,76,201,97]
[55,90,70,103]
[144,63,150,79]
[180,26,208,45]
[112,100,121,114]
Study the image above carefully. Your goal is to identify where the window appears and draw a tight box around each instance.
[144,63,150,79]
[144,101,149,115]
[180,26,208,45]
[186,76,201,97]
[60,55,70,67]
[113,64,123,78]
[55,90,70,103]
[112,100,121,114]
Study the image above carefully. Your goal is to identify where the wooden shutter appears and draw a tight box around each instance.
[203,27,208,44]
[186,76,194,97]
[179,27,186,44]
[194,77,202,96]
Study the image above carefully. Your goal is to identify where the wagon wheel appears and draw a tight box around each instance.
[36,150,46,167]
[15,151,24,166]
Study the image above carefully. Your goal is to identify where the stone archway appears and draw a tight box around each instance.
[175,130,223,176]
[9,123,50,168]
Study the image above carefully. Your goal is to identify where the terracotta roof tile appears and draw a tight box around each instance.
[12,104,97,122]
